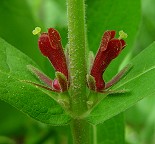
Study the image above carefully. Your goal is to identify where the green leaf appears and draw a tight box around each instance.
[133,0,155,56]
[0,38,70,125]
[87,42,155,125]
[87,0,141,79]
[96,114,124,144]
[36,0,67,28]
[0,100,28,135]
[125,97,155,144]
[87,1,141,142]
[0,0,44,65]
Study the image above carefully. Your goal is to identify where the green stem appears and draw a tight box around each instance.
[67,0,87,115]
[70,119,90,144]
[68,0,87,116]
[93,125,97,144]
[67,0,90,143]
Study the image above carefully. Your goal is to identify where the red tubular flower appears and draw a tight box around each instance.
[34,28,69,92]
[38,28,68,79]
[90,30,126,92]
[32,28,127,93]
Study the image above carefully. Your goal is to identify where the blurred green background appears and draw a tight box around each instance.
[0,0,155,144]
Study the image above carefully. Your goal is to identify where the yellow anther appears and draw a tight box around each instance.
[32,27,41,35]
[119,30,128,39]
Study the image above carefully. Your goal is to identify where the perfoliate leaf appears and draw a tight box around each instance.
[96,114,124,144]
[0,38,70,125]
[87,1,141,143]
[87,42,155,125]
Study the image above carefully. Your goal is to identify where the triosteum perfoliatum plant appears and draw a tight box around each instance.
[0,0,155,144]
[30,27,130,114]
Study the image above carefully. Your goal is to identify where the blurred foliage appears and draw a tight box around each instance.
[133,0,155,56]
[0,0,155,144]
[125,0,155,144]
[0,136,16,144]
[0,0,44,67]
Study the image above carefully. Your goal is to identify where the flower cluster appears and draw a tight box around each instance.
[31,27,127,93]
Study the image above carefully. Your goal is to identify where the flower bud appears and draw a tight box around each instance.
[52,79,61,91]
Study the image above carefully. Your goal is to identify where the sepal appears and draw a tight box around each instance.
[86,74,96,91]
[27,65,53,88]
[55,72,68,92]
[105,64,133,89]
[88,51,95,72]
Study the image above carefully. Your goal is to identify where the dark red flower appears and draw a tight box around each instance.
[38,28,68,79]
[30,28,69,92]
[31,28,127,93]
[90,30,126,92]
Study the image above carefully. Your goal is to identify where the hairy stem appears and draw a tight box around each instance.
[70,119,90,144]
[67,0,87,114]
[67,0,90,143]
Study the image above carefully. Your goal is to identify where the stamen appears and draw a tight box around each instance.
[119,30,128,39]
[32,27,41,36]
